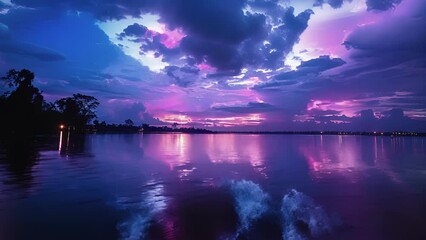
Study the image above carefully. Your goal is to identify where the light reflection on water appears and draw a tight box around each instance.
[0,134,425,239]
[205,134,266,176]
[298,135,421,188]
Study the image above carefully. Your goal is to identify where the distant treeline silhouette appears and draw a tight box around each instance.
[140,124,213,133]
[91,121,213,134]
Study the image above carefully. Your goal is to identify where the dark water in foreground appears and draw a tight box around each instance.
[0,133,425,240]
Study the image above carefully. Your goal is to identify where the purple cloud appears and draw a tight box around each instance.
[212,102,277,114]
[366,0,402,11]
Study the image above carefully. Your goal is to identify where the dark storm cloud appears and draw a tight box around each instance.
[350,108,423,132]
[358,109,375,119]
[180,37,244,71]
[175,8,268,71]
[291,1,426,110]
[180,65,200,74]
[313,114,351,123]
[213,102,277,113]
[313,0,402,10]
[10,0,315,72]
[366,0,402,11]
[343,19,426,54]
[117,22,182,62]
[159,0,263,43]
[252,55,345,90]
[382,108,404,118]
[313,0,347,9]
[314,0,402,11]
[140,35,181,61]
[164,65,199,87]
[299,108,350,123]
[118,23,148,39]
[11,0,259,41]
[260,7,313,69]
[252,80,298,90]
[336,3,426,94]
[308,109,342,116]
[206,71,242,78]
[0,1,337,92]
[275,55,345,80]
[298,55,346,71]
[92,0,310,71]
[194,4,313,73]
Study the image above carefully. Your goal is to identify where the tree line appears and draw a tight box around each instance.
[0,69,214,137]
[0,69,99,136]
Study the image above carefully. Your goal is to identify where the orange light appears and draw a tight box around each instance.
[60,124,65,129]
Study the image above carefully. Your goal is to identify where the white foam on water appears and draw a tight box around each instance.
[229,180,269,232]
[118,213,151,240]
[281,189,332,240]
[117,182,167,240]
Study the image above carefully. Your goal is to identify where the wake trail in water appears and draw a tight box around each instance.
[116,182,167,240]
[228,180,269,238]
[281,189,337,240]
[117,212,150,240]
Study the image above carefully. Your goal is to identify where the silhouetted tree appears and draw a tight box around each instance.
[55,94,99,131]
[125,119,134,126]
[0,69,44,135]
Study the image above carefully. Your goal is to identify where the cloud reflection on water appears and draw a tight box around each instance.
[298,135,408,185]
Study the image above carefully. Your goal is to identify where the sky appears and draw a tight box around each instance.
[0,0,425,131]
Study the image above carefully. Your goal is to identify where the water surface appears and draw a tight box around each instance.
[0,134,425,239]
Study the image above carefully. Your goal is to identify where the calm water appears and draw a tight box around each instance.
[0,133,425,240]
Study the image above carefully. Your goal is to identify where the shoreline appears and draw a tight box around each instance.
[90,130,426,137]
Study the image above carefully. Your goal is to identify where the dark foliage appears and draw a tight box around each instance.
[0,69,99,137]
[0,69,212,138]
[55,93,99,130]
[92,121,141,133]
[89,122,214,134]
[141,124,214,134]
[0,69,45,135]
